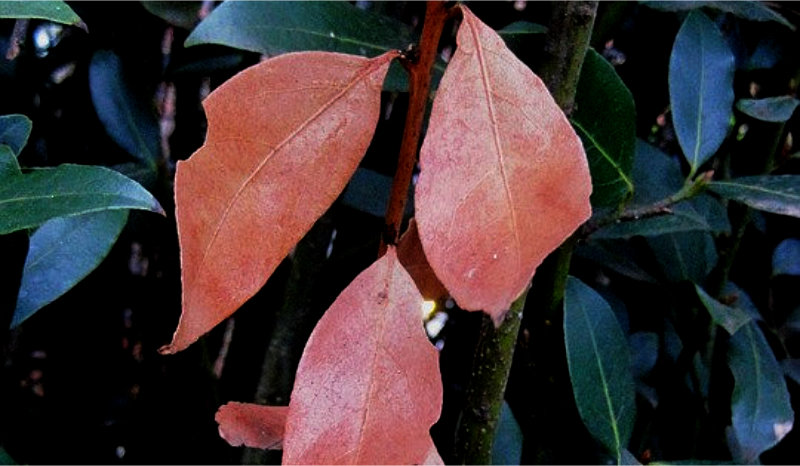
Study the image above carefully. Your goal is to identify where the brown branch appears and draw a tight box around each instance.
[379,2,451,255]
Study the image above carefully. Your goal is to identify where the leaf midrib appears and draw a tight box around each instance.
[713,180,800,200]
[467,14,523,282]
[571,119,634,196]
[196,55,389,276]
[578,293,623,463]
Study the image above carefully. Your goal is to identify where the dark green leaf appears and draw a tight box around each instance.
[185,2,413,92]
[0,114,32,156]
[782,358,800,386]
[185,1,410,57]
[721,282,762,322]
[0,445,17,465]
[491,401,523,466]
[643,1,794,30]
[694,284,752,335]
[690,194,731,234]
[709,175,800,218]
[498,20,547,36]
[647,231,718,283]
[0,145,20,180]
[621,450,642,465]
[575,239,659,283]
[89,50,161,170]
[564,277,636,463]
[572,49,635,207]
[728,322,794,463]
[669,11,735,173]
[737,96,799,123]
[141,1,202,30]
[630,332,659,379]
[773,239,800,276]
[0,164,164,235]
[12,210,128,327]
[590,205,710,239]
[0,1,81,26]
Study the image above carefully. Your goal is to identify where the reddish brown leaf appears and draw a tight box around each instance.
[160,51,397,354]
[283,247,442,464]
[215,402,287,450]
[397,219,448,302]
[415,6,592,323]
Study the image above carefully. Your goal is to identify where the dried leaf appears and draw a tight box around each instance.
[283,248,442,464]
[397,219,448,302]
[415,6,592,322]
[215,402,287,450]
[161,51,397,354]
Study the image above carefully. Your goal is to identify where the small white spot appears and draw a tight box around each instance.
[115,446,126,459]
[325,229,338,259]
[421,300,436,319]
[329,31,336,38]
[425,312,449,339]
[445,298,455,309]
[467,268,476,279]
[492,253,498,260]
[774,420,793,441]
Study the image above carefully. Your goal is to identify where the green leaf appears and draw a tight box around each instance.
[630,332,659,379]
[647,231,718,283]
[782,358,800,386]
[709,175,800,218]
[0,145,20,180]
[669,11,735,173]
[564,277,636,463]
[497,21,547,53]
[491,401,523,465]
[572,49,635,207]
[642,1,795,30]
[773,238,800,276]
[0,1,82,26]
[728,322,794,463]
[590,206,710,239]
[575,239,659,284]
[186,1,411,55]
[0,164,164,235]
[141,1,202,30]
[185,2,413,92]
[737,96,800,123]
[89,50,161,171]
[694,284,752,335]
[12,210,128,327]
[0,445,17,465]
[0,114,32,156]
[690,194,731,234]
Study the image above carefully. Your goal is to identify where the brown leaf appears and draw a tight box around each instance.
[415,6,592,323]
[215,402,287,450]
[397,219,448,302]
[160,51,397,354]
[283,247,442,464]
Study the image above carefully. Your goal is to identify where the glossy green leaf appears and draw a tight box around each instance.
[728,321,794,463]
[0,1,81,26]
[12,210,128,327]
[572,49,635,207]
[647,231,718,283]
[185,1,412,92]
[782,359,800,386]
[737,96,800,123]
[773,238,800,276]
[630,332,659,379]
[0,445,17,465]
[186,1,411,56]
[694,284,752,335]
[643,1,794,30]
[0,114,32,156]
[590,206,710,239]
[0,164,163,235]
[575,239,659,283]
[710,175,800,218]
[591,141,708,239]
[690,194,730,234]
[0,145,20,180]
[89,50,161,170]
[141,1,202,30]
[497,21,547,53]
[721,282,762,322]
[564,277,636,463]
[669,11,735,173]
[492,401,523,465]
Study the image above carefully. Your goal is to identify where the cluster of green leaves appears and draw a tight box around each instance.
[564,4,800,464]
[0,2,164,329]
